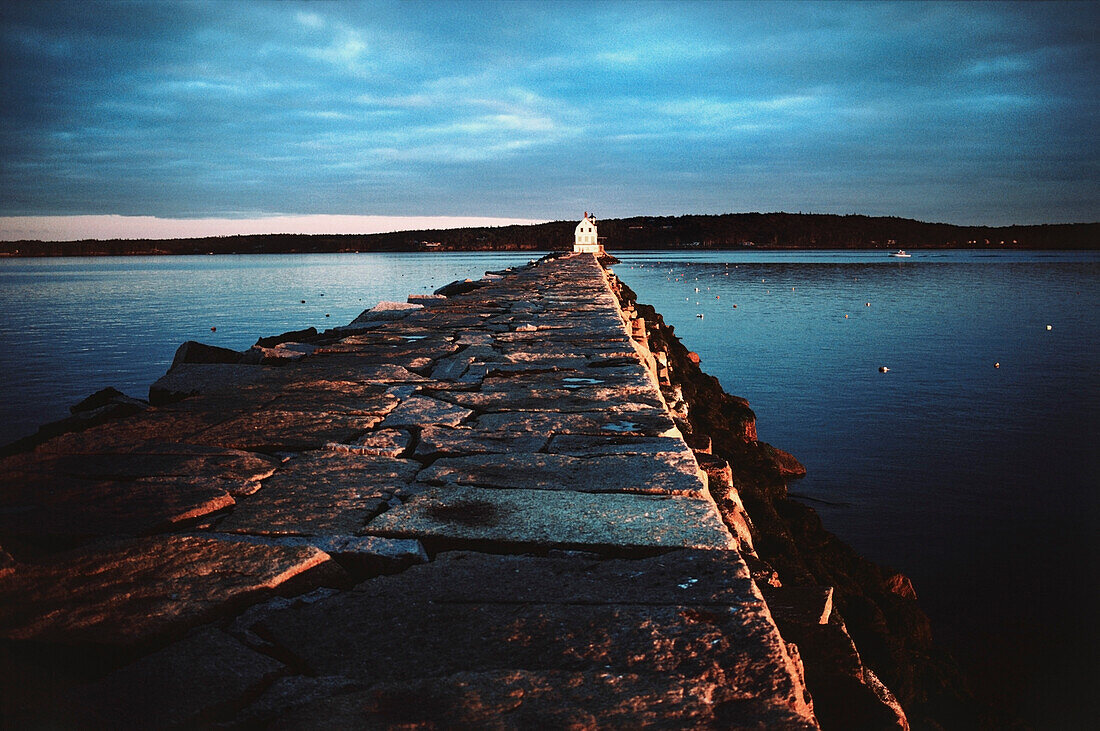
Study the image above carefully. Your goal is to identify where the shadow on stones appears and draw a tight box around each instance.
[425,500,499,527]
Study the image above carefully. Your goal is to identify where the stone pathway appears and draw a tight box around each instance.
[0,253,818,728]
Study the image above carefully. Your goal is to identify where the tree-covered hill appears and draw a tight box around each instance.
[1,212,1095,257]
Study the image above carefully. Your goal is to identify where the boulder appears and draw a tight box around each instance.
[255,327,318,348]
[434,278,485,296]
[171,340,243,367]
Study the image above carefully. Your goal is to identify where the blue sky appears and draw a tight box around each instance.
[0,0,1096,238]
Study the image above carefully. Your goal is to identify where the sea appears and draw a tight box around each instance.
[1,249,1097,726]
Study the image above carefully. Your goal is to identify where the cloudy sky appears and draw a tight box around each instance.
[0,0,1096,239]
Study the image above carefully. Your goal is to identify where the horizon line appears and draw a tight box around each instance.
[0,212,1094,243]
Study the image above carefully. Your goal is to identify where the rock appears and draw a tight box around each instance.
[220,534,428,578]
[171,340,243,367]
[0,545,14,578]
[363,485,736,552]
[761,585,835,626]
[219,452,418,537]
[418,452,707,497]
[149,362,266,405]
[407,293,447,305]
[326,428,411,457]
[255,327,318,348]
[3,442,279,488]
[241,345,308,364]
[0,534,335,646]
[380,396,473,429]
[57,627,284,728]
[69,387,146,415]
[414,426,546,458]
[434,278,485,296]
[477,408,679,438]
[235,674,362,727]
[545,434,688,457]
[256,551,814,729]
[349,301,424,325]
[885,572,918,601]
[760,442,808,478]
[0,474,234,547]
[189,410,381,452]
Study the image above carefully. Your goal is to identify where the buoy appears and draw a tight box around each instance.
[845,314,849,318]
[210,326,216,332]
[733,304,738,308]
[716,295,720,299]
[879,366,890,373]
[1046,324,1052,331]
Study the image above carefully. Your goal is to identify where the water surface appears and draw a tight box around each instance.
[615,249,1099,726]
[0,252,542,444]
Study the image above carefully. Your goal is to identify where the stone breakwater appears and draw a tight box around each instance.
[0,253,907,728]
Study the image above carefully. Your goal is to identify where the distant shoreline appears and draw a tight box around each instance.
[1,212,1096,256]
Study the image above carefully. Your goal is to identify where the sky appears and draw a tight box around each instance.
[0,0,1097,240]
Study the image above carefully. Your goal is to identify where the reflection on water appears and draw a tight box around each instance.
[615,250,1099,725]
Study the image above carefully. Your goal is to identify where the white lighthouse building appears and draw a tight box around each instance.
[574,212,602,254]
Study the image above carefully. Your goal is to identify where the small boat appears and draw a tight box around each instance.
[890,250,912,258]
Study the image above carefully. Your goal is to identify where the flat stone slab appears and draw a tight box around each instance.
[0,475,234,546]
[414,425,547,458]
[2,443,279,494]
[435,385,665,413]
[211,533,427,577]
[255,551,813,728]
[271,668,815,730]
[357,549,756,605]
[263,381,398,415]
[56,627,283,728]
[191,410,380,451]
[219,452,418,536]
[326,428,411,457]
[476,408,680,437]
[0,534,333,646]
[380,396,473,429]
[149,363,268,403]
[419,452,706,497]
[31,409,237,453]
[363,485,735,551]
[546,433,691,457]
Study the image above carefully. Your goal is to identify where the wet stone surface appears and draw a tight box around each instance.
[0,253,817,729]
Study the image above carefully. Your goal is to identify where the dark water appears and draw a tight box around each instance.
[1,249,1097,724]
[615,250,1099,727]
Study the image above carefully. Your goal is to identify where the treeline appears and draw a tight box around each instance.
[1,213,1095,257]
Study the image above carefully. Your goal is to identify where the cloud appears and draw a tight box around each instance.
[0,0,1095,225]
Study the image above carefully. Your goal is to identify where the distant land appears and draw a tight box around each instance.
[0,213,1096,256]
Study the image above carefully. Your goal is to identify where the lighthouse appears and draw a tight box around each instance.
[573,212,602,254]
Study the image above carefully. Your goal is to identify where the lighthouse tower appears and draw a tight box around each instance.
[573,212,602,254]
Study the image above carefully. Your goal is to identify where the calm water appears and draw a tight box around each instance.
[615,250,1099,726]
[0,252,543,445]
[1,249,1097,724]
